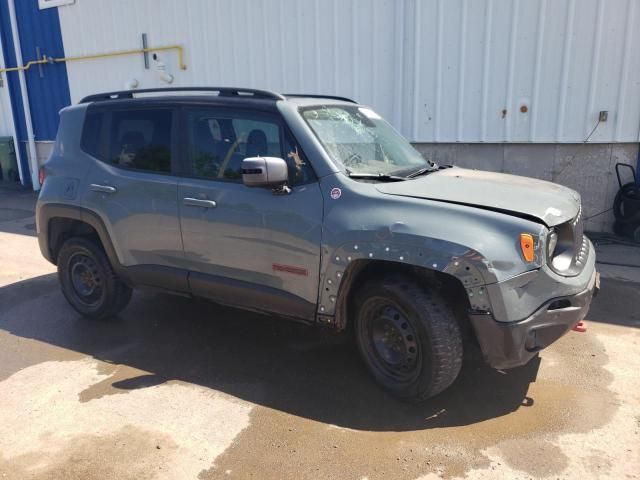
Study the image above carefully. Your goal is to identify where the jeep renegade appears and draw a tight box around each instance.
[36,87,598,401]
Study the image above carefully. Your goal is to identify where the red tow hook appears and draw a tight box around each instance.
[572,320,587,333]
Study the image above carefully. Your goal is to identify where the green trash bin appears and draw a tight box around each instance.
[0,136,19,183]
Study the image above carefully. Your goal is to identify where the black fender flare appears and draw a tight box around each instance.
[318,239,495,329]
[37,203,123,272]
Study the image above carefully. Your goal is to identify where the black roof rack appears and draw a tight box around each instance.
[80,87,286,104]
[284,94,357,104]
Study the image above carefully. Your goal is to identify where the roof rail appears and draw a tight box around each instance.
[283,94,357,104]
[79,87,286,104]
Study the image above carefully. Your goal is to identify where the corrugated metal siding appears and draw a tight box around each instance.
[58,0,397,121]
[405,0,640,143]
[58,0,640,143]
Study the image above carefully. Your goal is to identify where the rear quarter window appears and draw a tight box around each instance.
[80,110,104,159]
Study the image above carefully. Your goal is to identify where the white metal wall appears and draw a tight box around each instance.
[0,36,21,181]
[58,0,640,143]
[0,72,16,142]
[402,0,640,143]
[0,39,17,135]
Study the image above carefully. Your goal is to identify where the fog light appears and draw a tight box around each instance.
[525,330,538,351]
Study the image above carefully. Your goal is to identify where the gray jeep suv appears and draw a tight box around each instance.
[36,87,598,401]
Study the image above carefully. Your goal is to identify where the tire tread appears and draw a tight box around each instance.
[57,237,132,320]
[355,275,463,401]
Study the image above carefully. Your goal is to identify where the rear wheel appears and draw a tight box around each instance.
[354,276,463,401]
[57,237,132,320]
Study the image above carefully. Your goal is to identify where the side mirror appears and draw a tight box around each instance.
[241,157,288,187]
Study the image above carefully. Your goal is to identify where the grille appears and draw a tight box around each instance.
[575,235,589,269]
[567,206,589,274]
[572,206,584,247]
[572,206,586,269]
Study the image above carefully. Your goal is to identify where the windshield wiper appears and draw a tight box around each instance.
[347,172,406,182]
[406,166,438,178]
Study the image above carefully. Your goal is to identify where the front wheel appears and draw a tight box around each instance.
[57,237,132,320]
[354,276,463,401]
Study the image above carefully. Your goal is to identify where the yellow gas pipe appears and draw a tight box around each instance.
[0,44,187,75]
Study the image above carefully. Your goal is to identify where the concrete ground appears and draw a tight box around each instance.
[0,184,638,480]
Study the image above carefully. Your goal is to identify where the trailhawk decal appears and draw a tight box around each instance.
[272,263,309,276]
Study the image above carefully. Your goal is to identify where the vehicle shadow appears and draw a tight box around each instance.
[0,185,37,237]
[586,277,640,328]
[0,273,541,432]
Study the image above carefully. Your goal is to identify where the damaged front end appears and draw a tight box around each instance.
[469,205,598,369]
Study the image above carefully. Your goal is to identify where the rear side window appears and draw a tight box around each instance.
[80,107,173,174]
[80,110,104,159]
[108,109,172,173]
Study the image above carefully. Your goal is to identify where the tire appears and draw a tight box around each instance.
[613,182,640,222]
[614,219,637,238]
[353,275,463,401]
[57,237,132,320]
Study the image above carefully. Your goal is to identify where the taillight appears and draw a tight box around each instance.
[38,167,46,186]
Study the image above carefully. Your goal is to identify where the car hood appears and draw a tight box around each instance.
[375,167,580,227]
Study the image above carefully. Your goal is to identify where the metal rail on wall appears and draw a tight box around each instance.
[0,44,187,76]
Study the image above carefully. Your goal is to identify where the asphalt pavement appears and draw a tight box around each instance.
[0,184,638,480]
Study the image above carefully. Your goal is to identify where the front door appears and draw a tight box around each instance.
[177,106,322,319]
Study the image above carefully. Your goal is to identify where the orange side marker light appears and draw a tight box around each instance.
[520,233,535,262]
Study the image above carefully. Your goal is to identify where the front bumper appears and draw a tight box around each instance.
[469,269,599,369]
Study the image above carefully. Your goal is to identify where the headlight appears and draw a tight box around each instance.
[547,224,574,272]
[547,230,558,258]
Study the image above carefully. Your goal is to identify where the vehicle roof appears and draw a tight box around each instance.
[79,87,358,110]
[85,95,282,112]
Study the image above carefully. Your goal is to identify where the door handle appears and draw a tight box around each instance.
[183,197,217,208]
[90,184,117,194]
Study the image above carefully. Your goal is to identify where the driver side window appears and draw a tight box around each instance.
[186,108,315,185]
[187,111,280,182]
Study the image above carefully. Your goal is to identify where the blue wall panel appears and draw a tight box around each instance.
[0,0,29,183]
[0,0,70,184]
[14,0,71,141]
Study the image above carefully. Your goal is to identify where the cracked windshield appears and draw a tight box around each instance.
[301,106,435,178]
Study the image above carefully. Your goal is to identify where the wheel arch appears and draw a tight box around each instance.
[331,259,478,346]
[37,203,122,270]
[318,238,494,329]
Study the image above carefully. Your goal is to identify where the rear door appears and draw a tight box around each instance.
[177,106,323,319]
[81,104,187,291]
